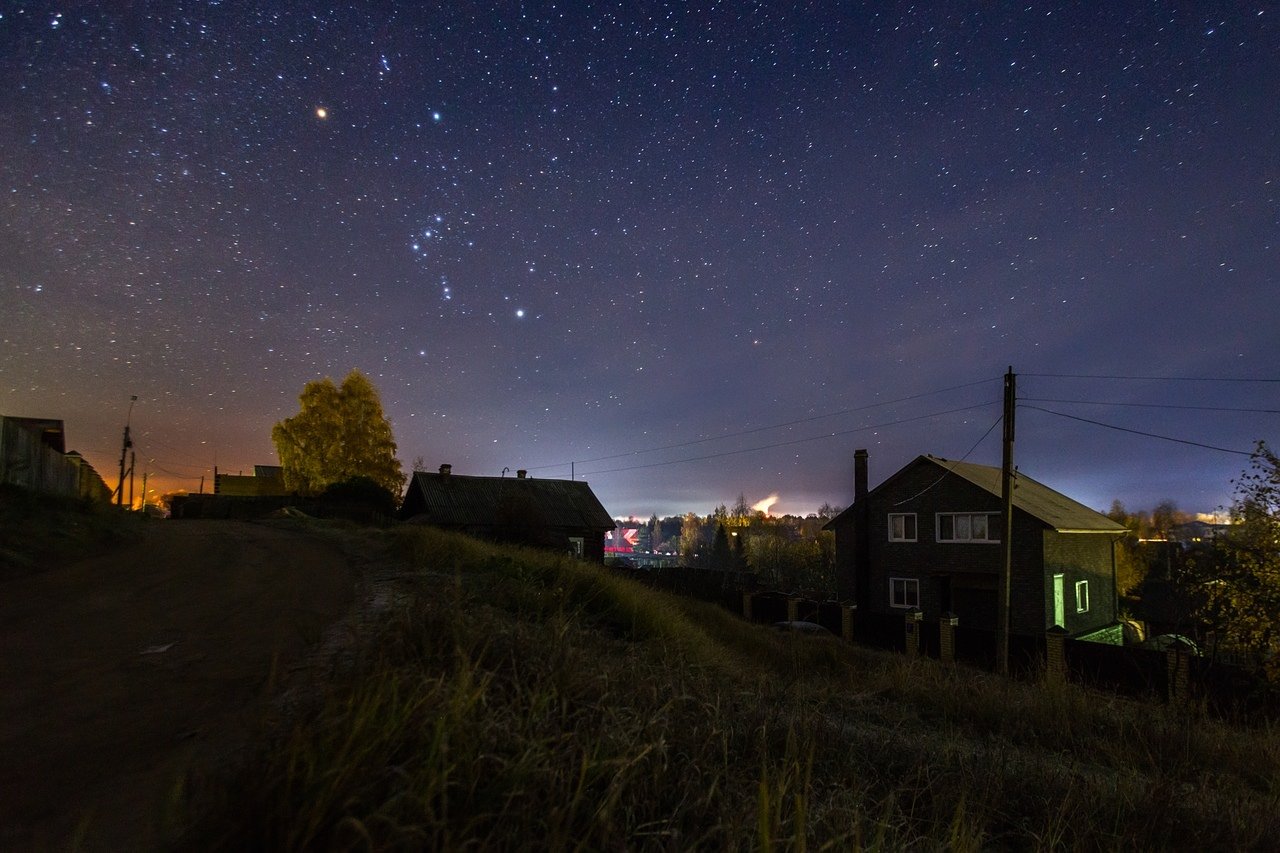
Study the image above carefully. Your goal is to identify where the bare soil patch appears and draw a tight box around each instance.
[0,519,356,851]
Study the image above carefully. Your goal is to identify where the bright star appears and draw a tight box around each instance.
[315,106,328,119]
[515,309,525,318]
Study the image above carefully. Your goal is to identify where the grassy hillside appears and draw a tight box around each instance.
[181,525,1280,850]
[0,484,140,576]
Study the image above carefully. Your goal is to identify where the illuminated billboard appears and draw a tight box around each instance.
[604,527,640,553]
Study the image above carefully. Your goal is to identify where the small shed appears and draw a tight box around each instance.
[401,465,616,562]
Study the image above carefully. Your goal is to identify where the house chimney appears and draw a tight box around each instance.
[439,463,452,476]
[853,449,871,610]
[516,469,527,479]
[854,449,868,502]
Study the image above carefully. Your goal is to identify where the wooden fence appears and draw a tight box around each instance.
[613,565,1279,719]
[0,419,109,501]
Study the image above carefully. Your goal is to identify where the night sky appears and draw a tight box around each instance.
[2,2,1277,519]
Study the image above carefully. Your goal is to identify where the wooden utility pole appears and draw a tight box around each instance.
[115,395,137,507]
[997,367,1016,676]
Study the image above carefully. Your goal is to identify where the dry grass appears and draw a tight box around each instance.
[0,484,140,575]
[179,525,1280,851]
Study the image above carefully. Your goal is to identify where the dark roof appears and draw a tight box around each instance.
[1,416,66,453]
[405,472,615,530]
[826,454,1126,534]
[924,456,1125,533]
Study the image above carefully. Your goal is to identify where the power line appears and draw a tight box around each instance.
[579,401,997,477]
[525,376,998,472]
[1022,372,1280,383]
[1021,397,1280,415]
[891,413,1005,506]
[1020,404,1255,456]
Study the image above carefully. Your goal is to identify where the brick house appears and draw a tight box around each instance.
[824,451,1127,638]
[401,465,616,562]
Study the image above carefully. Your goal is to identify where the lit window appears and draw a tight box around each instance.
[888,513,917,542]
[1075,580,1089,613]
[937,513,999,542]
[890,577,919,609]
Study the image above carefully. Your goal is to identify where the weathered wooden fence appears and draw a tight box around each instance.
[614,566,1278,718]
[0,419,108,500]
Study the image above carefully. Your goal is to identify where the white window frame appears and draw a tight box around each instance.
[889,577,920,609]
[936,512,999,543]
[888,513,917,542]
[1075,579,1090,613]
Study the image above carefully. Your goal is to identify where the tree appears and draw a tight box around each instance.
[271,370,406,498]
[1193,441,1280,681]
[1151,500,1187,539]
[680,512,707,566]
[709,523,733,571]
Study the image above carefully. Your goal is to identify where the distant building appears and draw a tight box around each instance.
[1168,519,1232,546]
[401,464,615,562]
[213,465,288,497]
[825,451,1127,639]
[0,416,110,501]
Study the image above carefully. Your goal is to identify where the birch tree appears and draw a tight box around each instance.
[272,369,405,499]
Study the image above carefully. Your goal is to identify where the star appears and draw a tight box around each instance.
[315,106,329,119]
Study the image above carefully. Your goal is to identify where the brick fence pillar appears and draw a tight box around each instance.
[905,608,923,657]
[841,605,856,644]
[1045,625,1068,683]
[939,612,958,664]
[742,592,754,622]
[1166,644,1192,705]
[787,597,800,623]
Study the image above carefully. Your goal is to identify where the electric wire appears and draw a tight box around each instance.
[1020,404,1255,456]
[524,376,998,473]
[1021,372,1280,383]
[578,401,997,477]
[891,413,1006,506]
[1021,397,1280,415]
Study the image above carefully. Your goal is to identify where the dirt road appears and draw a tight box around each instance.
[0,519,357,851]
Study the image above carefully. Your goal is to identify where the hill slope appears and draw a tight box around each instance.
[182,524,1280,851]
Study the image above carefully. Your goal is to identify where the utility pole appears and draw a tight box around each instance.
[140,470,148,512]
[128,450,136,509]
[115,395,137,507]
[997,367,1016,676]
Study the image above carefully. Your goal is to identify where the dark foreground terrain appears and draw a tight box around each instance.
[0,517,355,850]
[3,498,1278,850]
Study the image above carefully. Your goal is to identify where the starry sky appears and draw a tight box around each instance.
[2,2,1277,519]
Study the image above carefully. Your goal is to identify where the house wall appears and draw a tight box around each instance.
[1041,531,1117,635]
[833,523,857,602]
[842,459,1050,635]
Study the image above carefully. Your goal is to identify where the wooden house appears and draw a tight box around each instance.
[401,465,616,562]
[824,451,1127,639]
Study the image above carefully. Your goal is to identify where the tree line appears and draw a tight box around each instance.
[617,497,845,596]
[1110,442,1280,682]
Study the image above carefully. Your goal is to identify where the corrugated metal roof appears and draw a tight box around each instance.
[923,455,1126,533]
[405,472,615,530]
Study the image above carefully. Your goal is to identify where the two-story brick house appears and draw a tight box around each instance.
[824,451,1127,638]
